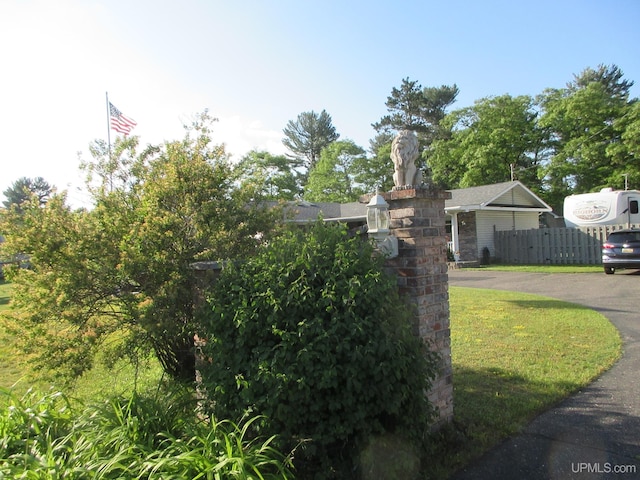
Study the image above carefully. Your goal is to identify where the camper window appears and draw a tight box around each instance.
[631,200,639,215]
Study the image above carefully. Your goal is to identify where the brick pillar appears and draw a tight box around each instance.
[381,187,453,427]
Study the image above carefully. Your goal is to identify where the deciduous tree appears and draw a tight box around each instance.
[610,101,640,189]
[304,140,366,203]
[234,150,304,200]
[351,132,396,193]
[0,113,281,384]
[428,94,544,191]
[538,64,637,209]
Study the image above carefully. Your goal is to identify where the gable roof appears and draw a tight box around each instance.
[445,181,552,213]
[286,201,367,223]
[284,181,552,223]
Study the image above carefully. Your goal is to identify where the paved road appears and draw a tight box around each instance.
[448,269,640,480]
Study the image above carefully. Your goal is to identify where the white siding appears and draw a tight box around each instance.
[475,211,539,257]
[493,186,538,207]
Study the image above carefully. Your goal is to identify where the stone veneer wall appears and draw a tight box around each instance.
[381,187,454,427]
[457,211,478,262]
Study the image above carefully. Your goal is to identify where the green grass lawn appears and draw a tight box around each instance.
[0,281,24,391]
[440,286,621,476]
[0,280,163,403]
[465,264,603,273]
[0,280,622,478]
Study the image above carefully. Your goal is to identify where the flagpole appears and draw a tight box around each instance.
[105,92,113,192]
[106,92,112,157]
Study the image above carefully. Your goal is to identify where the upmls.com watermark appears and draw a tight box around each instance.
[571,462,637,475]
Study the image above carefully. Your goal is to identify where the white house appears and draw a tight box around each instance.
[284,181,552,264]
[445,181,552,262]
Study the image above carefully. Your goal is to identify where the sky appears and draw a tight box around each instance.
[2,0,639,208]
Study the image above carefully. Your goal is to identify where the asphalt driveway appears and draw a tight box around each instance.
[448,269,640,480]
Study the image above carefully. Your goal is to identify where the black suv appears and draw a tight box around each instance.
[602,229,640,274]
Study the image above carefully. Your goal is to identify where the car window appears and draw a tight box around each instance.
[608,231,640,243]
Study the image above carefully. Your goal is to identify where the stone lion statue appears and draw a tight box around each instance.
[391,130,422,188]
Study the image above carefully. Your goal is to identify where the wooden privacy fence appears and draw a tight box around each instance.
[494,224,640,265]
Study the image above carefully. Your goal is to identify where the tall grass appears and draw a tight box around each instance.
[0,386,295,479]
[2,281,295,478]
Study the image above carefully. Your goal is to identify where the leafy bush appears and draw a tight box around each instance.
[0,386,294,479]
[198,222,438,478]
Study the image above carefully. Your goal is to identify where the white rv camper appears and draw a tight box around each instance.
[564,188,640,228]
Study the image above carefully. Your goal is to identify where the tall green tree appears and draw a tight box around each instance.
[569,64,634,100]
[0,113,282,384]
[372,77,459,145]
[609,101,640,189]
[429,94,544,191]
[372,78,459,186]
[304,140,366,203]
[282,110,340,170]
[234,150,304,200]
[352,132,396,193]
[2,177,53,210]
[538,64,637,209]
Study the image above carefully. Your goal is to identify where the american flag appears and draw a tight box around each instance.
[109,102,137,135]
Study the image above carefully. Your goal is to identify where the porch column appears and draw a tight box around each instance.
[450,211,460,261]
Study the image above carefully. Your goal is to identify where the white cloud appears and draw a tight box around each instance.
[215,115,287,161]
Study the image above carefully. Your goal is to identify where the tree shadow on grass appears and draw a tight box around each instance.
[507,298,630,316]
[505,298,591,311]
[426,365,583,478]
[448,366,640,480]
[453,365,581,438]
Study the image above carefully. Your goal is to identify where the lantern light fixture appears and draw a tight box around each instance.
[366,192,398,258]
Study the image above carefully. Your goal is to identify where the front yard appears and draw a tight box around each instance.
[0,281,622,478]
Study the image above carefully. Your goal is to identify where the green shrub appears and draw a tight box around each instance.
[198,222,438,478]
